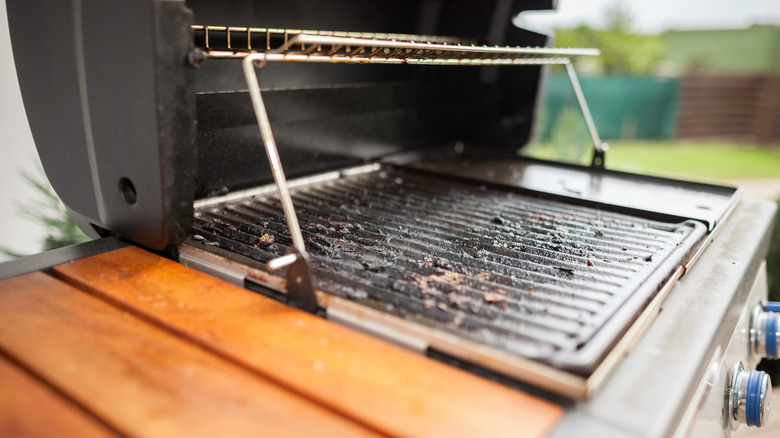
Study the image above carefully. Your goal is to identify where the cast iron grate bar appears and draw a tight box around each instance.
[190,167,702,369]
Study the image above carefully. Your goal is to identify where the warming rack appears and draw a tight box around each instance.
[193,25,603,312]
[194,25,598,66]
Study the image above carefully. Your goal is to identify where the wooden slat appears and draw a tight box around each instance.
[0,272,381,438]
[54,246,564,438]
[0,354,117,438]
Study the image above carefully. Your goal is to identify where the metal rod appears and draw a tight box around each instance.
[291,33,599,58]
[206,50,577,66]
[242,53,307,253]
[564,61,607,169]
[267,252,300,271]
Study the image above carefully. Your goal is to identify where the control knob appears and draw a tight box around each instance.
[766,302,780,313]
[728,362,772,429]
[752,303,780,358]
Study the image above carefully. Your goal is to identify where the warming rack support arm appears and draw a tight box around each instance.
[243,52,318,313]
[242,53,305,254]
[564,61,607,168]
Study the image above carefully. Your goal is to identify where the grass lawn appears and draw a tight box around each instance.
[522,140,780,181]
[605,140,780,180]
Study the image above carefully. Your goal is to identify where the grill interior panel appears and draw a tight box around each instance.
[189,166,705,373]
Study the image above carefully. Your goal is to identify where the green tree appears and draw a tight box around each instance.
[553,3,664,75]
[555,26,664,75]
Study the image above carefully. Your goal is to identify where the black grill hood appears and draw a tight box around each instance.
[6,0,553,250]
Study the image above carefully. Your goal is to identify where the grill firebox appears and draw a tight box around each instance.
[186,165,706,377]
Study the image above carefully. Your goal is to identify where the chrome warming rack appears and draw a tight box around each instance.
[192,25,602,312]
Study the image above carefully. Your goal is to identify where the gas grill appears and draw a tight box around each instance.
[5,0,779,436]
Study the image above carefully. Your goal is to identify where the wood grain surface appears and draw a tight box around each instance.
[0,354,117,438]
[0,272,381,438]
[54,246,563,438]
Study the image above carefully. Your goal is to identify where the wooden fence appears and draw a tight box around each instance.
[676,73,780,143]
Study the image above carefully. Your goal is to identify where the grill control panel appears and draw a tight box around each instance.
[675,262,775,436]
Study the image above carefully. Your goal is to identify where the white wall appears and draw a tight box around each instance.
[0,2,49,261]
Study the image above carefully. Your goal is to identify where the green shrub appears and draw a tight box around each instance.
[0,169,89,258]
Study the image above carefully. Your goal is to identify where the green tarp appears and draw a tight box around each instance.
[536,73,679,141]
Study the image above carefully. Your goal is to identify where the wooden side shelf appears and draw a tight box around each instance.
[0,246,563,437]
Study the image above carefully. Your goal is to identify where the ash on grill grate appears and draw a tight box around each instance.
[191,167,704,370]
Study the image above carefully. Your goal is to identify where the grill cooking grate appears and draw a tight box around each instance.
[190,166,704,372]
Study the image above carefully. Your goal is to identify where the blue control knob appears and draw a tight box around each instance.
[729,362,772,429]
[767,302,780,313]
[752,306,780,358]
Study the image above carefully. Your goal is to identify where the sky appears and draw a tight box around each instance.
[518,0,780,34]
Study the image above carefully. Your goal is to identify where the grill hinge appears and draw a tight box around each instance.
[267,249,318,313]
